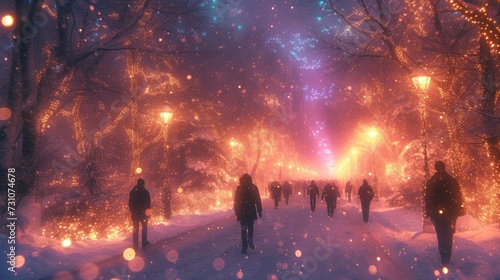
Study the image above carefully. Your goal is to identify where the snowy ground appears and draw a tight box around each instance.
[1,196,499,280]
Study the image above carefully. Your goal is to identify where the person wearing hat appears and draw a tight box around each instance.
[425,161,466,266]
[129,178,151,250]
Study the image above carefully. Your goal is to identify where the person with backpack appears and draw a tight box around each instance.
[321,181,341,217]
[129,178,151,250]
[425,161,466,266]
[234,174,263,254]
[357,179,374,223]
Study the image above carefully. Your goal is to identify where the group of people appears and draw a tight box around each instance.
[305,179,374,222]
[128,160,465,267]
[268,180,293,209]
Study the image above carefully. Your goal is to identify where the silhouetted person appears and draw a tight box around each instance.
[345,181,353,202]
[307,180,320,212]
[425,161,466,266]
[321,182,341,217]
[283,181,292,205]
[302,181,307,197]
[234,174,262,254]
[129,178,151,250]
[357,179,374,223]
[270,181,282,209]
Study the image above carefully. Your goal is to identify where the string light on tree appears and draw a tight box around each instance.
[448,0,500,52]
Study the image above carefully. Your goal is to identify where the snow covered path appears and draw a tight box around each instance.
[86,198,420,280]
[6,195,498,280]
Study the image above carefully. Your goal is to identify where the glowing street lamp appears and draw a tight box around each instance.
[229,138,238,148]
[160,105,173,219]
[411,72,432,232]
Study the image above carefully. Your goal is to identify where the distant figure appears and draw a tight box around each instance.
[283,181,293,205]
[234,174,263,254]
[425,161,466,266]
[270,181,282,209]
[345,181,353,202]
[307,180,320,212]
[321,182,341,217]
[302,181,308,197]
[129,178,151,250]
[357,179,374,223]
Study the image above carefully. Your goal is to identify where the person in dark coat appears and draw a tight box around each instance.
[425,161,466,266]
[234,173,263,254]
[270,181,282,209]
[357,179,374,223]
[345,181,353,202]
[283,181,293,205]
[307,180,320,212]
[321,182,341,217]
[129,178,151,250]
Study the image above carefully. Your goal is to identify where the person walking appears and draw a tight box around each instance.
[283,181,292,205]
[345,180,353,202]
[357,179,374,223]
[234,173,263,254]
[307,180,320,212]
[270,181,282,209]
[321,181,341,217]
[425,161,466,266]
[129,178,151,250]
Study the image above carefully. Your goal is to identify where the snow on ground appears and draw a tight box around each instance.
[1,195,499,279]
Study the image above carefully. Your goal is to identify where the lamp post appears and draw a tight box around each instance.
[160,106,173,219]
[411,73,431,232]
[350,148,359,186]
[367,128,379,200]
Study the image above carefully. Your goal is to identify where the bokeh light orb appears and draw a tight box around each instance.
[166,249,179,263]
[15,255,25,268]
[177,187,183,194]
[135,167,142,174]
[61,239,72,247]
[53,271,73,280]
[212,257,225,271]
[128,256,145,272]
[2,15,14,27]
[267,273,278,280]
[368,265,377,275]
[236,271,244,279]
[79,263,99,280]
[145,208,152,217]
[186,74,192,80]
[123,248,136,261]
[0,107,12,120]
[295,250,302,257]
[442,267,449,274]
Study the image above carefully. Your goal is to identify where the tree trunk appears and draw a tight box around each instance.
[479,38,500,187]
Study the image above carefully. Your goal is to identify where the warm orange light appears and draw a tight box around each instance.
[368,128,378,138]
[123,248,136,261]
[412,75,431,92]
[229,139,238,148]
[160,106,173,124]
[1,15,14,27]
[61,239,72,247]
